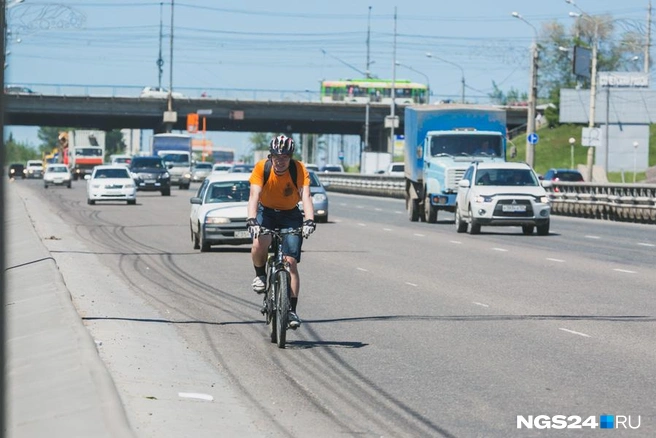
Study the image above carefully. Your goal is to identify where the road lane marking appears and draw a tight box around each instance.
[383,228,392,231]
[546,258,565,263]
[357,267,368,272]
[472,302,489,307]
[492,248,508,252]
[559,328,591,338]
[405,282,418,287]
[585,235,600,239]
[414,233,425,237]
[450,240,462,244]
[179,392,214,401]
[394,211,403,214]
[358,223,366,226]
[637,242,655,247]
[374,208,382,211]
[613,268,636,274]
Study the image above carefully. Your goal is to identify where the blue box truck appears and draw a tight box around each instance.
[404,105,507,222]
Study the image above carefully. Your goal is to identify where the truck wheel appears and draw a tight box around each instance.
[407,197,419,222]
[424,190,437,223]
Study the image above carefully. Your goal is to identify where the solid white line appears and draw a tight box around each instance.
[546,258,565,263]
[492,248,508,252]
[637,242,655,247]
[179,392,214,401]
[613,268,637,274]
[559,328,591,338]
[584,235,600,239]
[472,302,489,307]
[414,233,425,237]
[450,240,462,244]
[357,267,368,272]
[405,282,418,287]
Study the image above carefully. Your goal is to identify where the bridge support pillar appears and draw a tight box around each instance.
[361,124,387,154]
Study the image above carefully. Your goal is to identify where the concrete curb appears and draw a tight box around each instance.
[5,182,136,438]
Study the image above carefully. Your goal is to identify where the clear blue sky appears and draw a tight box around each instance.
[4,0,653,161]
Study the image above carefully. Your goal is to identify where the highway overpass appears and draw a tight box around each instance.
[4,94,530,152]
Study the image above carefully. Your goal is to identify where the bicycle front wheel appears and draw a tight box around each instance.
[275,271,291,349]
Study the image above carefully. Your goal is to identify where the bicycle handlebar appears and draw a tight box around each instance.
[259,226,304,238]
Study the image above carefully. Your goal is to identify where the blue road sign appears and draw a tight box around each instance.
[528,133,539,145]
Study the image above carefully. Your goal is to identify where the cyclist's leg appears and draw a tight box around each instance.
[280,208,304,300]
[251,206,272,291]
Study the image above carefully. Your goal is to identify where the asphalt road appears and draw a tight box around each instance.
[11,178,656,437]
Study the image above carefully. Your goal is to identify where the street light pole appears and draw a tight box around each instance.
[511,12,539,169]
[633,141,639,182]
[425,52,465,103]
[569,137,576,169]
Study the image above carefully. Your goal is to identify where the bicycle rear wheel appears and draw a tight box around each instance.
[275,271,291,349]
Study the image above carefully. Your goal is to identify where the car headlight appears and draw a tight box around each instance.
[184,172,191,179]
[160,172,170,179]
[536,195,549,204]
[205,217,231,224]
[125,183,135,189]
[312,193,327,202]
[475,195,493,203]
[131,172,140,179]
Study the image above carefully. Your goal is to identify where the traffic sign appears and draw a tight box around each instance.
[527,133,539,145]
[338,150,345,160]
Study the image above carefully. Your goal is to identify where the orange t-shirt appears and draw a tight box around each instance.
[249,159,310,210]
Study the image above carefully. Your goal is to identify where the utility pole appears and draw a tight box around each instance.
[167,0,174,113]
[586,20,599,183]
[527,38,538,168]
[363,5,371,169]
[157,2,164,90]
[389,7,397,155]
[645,1,652,74]
[0,2,6,435]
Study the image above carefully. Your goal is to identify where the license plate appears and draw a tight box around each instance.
[234,230,251,238]
[145,180,156,184]
[502,204,526,212]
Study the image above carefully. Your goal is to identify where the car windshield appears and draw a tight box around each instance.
[48,166,68,173]
[231,165,254,173]
[213,165,232,171]
[475,169,538,186]
[322,166,342,172]
[132,158,163,169]
[160,153,189,164]
[94,168,130,179]
[309,172,322,188]
[194,163,212,170]
[390,164,404,172]
[204,181,250,203]
[553,172,583,182]
[430,134,502,157]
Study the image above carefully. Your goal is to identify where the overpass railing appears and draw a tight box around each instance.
[317,174,656,224]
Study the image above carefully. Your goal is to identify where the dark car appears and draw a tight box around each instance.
[230,164,254,173]
[129,156,171,196]
[8,163,25,179]
[542,169,584,182]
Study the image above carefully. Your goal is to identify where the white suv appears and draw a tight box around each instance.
[455,162,551,235]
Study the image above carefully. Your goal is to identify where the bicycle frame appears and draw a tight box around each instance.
[261,227,302,349]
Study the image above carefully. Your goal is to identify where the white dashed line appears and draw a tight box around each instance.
[383,228,392,231]
[405,282,418,287]
[546,258,565,263]
[356,205,364,209]
[414,233,425,237]
[492,248,508,252]
[450,240,462,244]
[613,268,637,274]
[472,302,489,307]
[585,235,601,239]
[358,223,366,226]
[374,208,383,211]
[637,242,655,247]
[357,267,368,272]
[559,328,591,338]
[394,211,403,214]
[179,392,214,401]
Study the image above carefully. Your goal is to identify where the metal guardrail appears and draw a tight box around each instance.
[317,173,656,224]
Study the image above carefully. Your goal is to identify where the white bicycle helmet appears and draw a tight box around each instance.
[269,135,295,155]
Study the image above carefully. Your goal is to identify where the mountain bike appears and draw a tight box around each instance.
[260,226,303,349]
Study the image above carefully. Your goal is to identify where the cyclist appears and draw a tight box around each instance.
[246,135,316,329]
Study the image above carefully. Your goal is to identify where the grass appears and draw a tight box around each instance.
[509,124,656,183]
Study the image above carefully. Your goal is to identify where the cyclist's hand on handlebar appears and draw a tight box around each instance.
[302,219,316,238]
[246,217,261,239]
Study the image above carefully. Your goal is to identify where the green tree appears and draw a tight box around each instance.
[5,133,40,163]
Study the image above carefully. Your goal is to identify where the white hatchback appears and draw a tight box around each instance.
[189,173,251,252]
[43,164,72,189]
[86,165,137,205]
[455,162,551,235]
